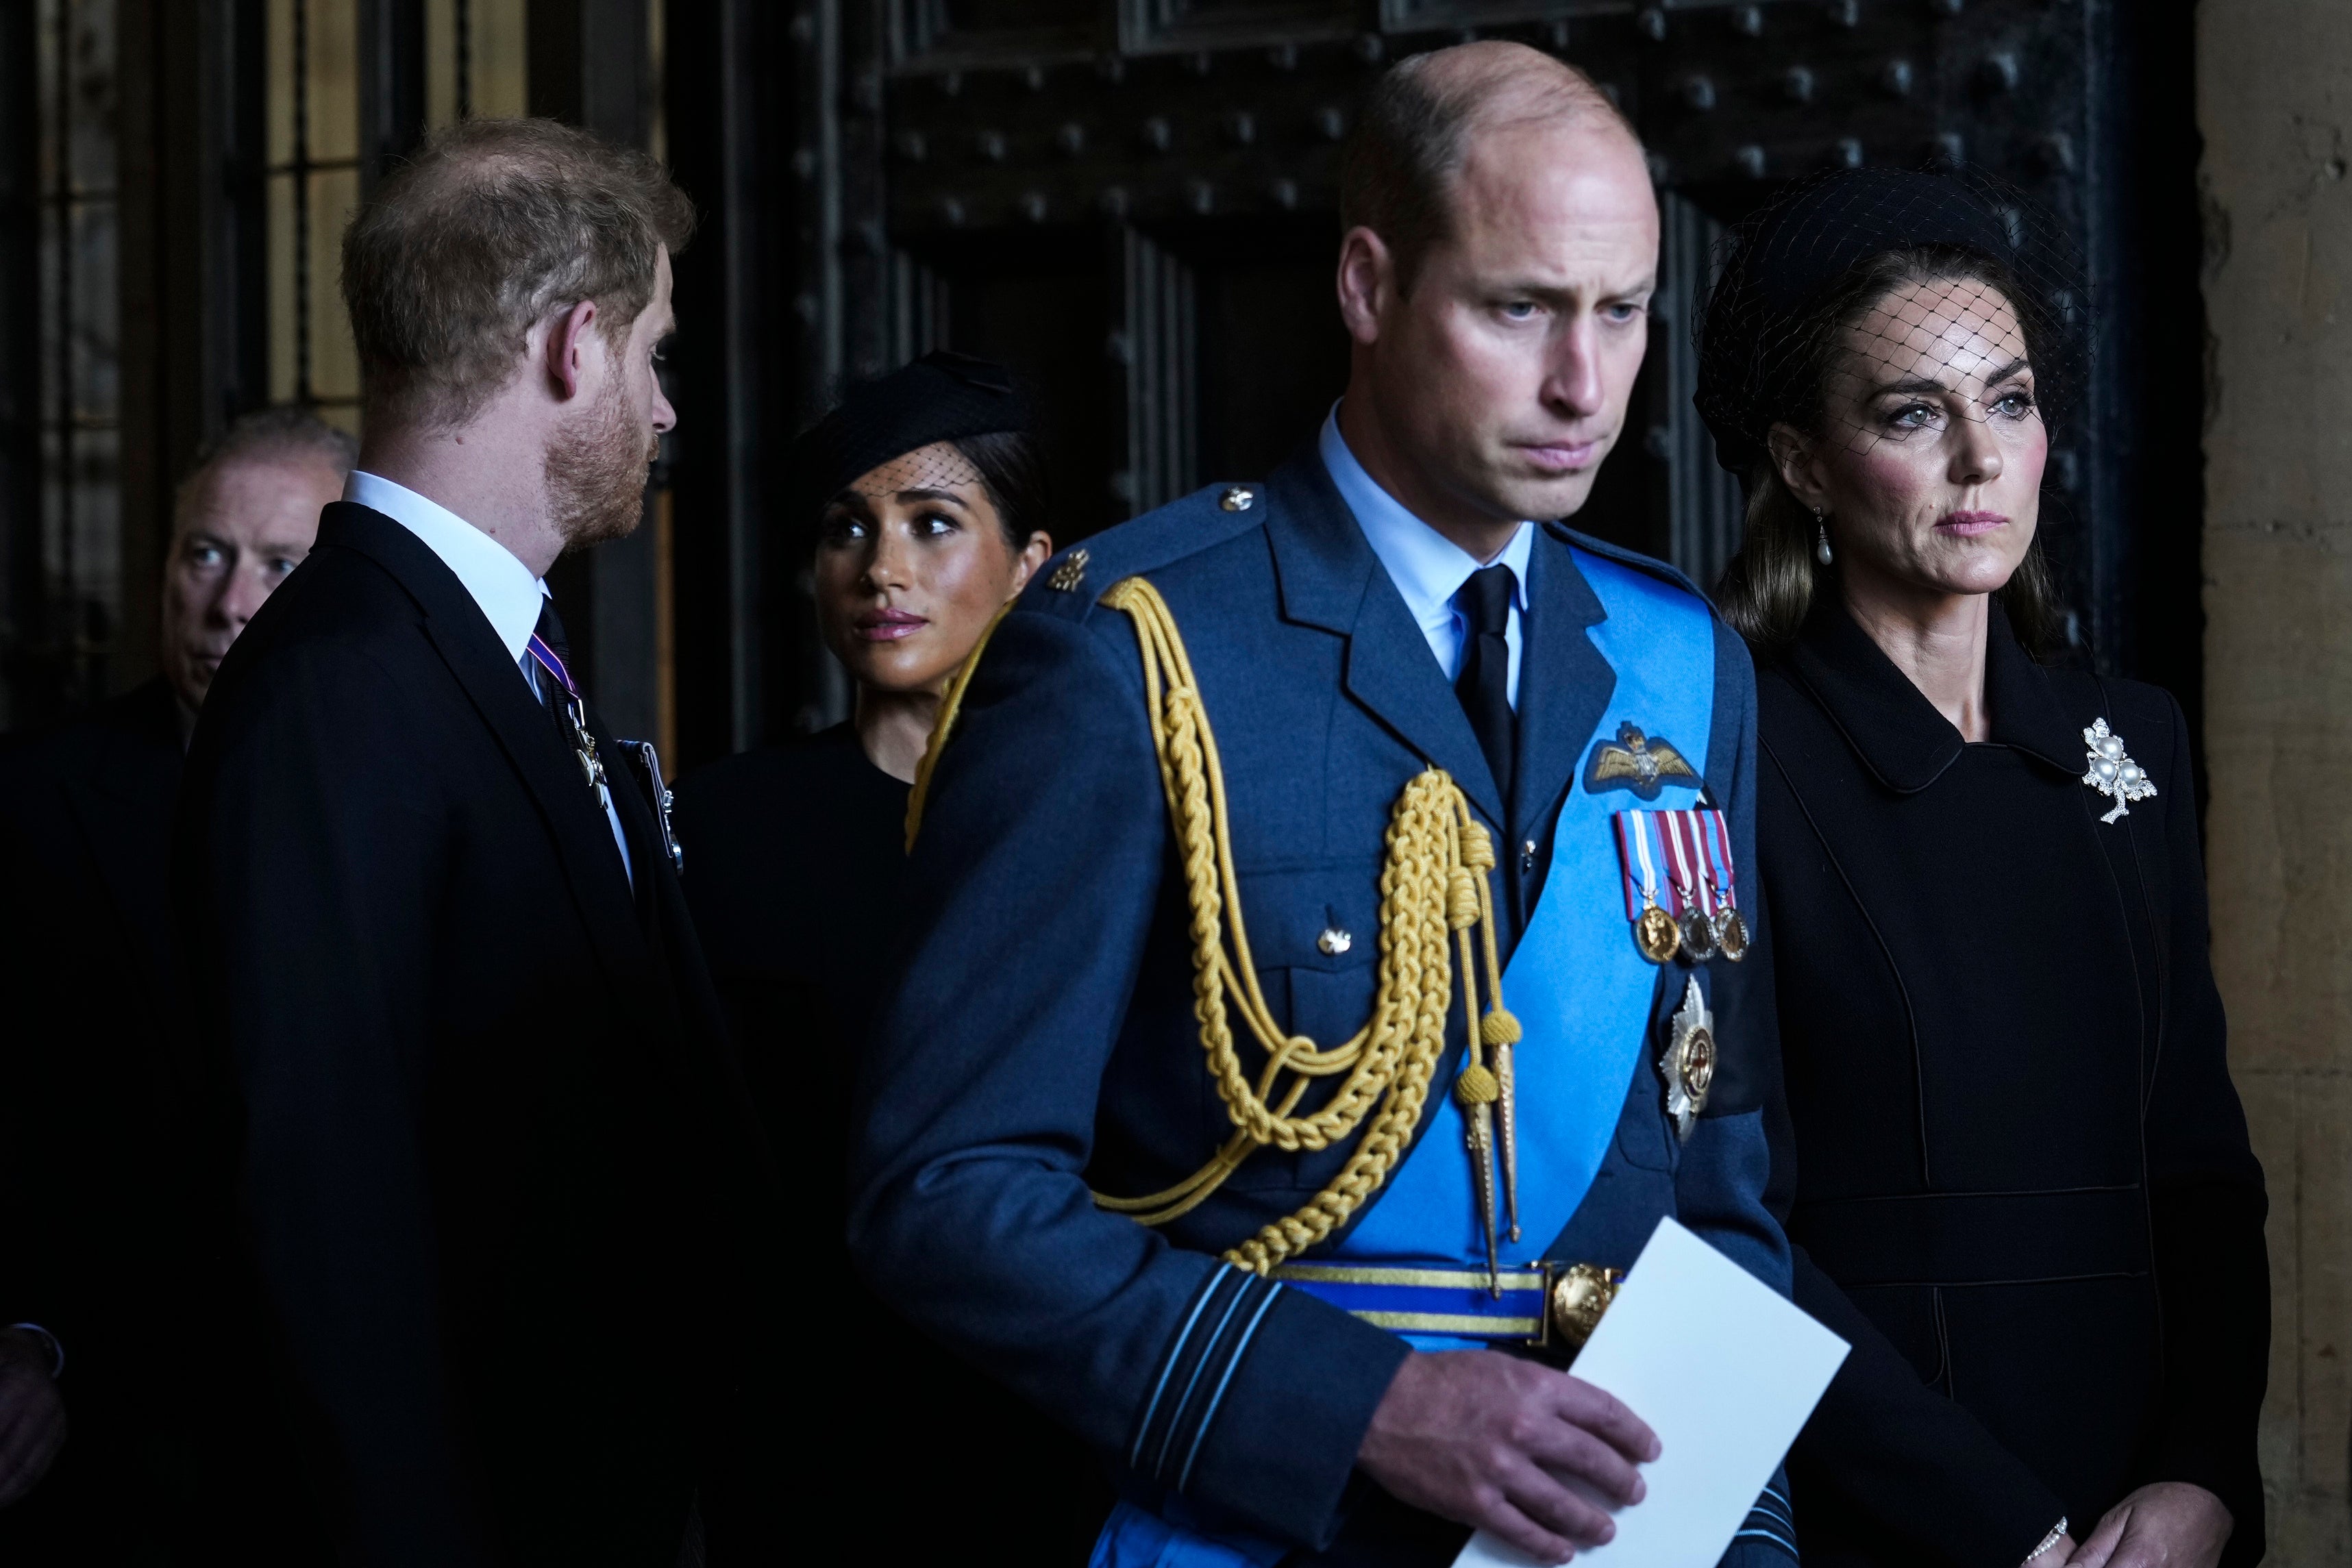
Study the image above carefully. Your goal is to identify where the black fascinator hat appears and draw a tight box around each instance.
[789,349,1035,530]
[1693,165,2089,480]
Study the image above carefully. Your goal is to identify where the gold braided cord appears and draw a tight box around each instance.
[1093,576,1516,1275]
[904,603,1013,853]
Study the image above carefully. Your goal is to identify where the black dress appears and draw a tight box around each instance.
[672,721,1110,1565]
[1755,602,2268,1568]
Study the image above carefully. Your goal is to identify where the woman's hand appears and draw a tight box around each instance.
[2064,1484,2232,1568]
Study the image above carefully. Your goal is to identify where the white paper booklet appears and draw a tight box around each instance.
[1453,1217,1849,1568]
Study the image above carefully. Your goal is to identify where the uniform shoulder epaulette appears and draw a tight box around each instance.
[1550,523,1720,620]
[1019,482,1272,622]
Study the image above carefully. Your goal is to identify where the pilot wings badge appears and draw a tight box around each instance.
[1584,722,1701,801]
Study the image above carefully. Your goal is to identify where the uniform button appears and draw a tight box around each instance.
[1220,485,1255,512]
[1317,927,1352,956]
[1521,838,1537,872]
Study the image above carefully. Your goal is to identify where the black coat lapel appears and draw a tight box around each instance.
[1263,453,1508,829]
[319,504,651,986]
[1509,527,1615,851]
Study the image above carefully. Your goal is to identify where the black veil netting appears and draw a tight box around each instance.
[787,349,1032,530]
[1692,165,2090,480]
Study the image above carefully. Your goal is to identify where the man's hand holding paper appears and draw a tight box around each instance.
[1360,1349,1661,1562]
[1422,1219,1848,1567]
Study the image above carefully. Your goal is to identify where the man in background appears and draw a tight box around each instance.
[0,409,350,1561]
[173,119,781,1565]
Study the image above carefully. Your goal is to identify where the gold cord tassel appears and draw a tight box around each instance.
[1011,575,1516,1275]
[1486,1010,1524,1242]
[1455,1062,1502,1291]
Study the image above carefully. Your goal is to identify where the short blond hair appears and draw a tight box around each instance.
[341,117,693,430]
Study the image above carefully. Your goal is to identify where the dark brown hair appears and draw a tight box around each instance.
[1712,246,2060,657]
[341,118,694,430]
[1340,45,1634,295]
[952,431,1052,549]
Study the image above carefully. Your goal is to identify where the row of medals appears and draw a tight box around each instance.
[1635,897,1748,965]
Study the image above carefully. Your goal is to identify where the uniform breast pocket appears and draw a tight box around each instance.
[1615,1086,1681,1173]
[1219,860,1384,1193]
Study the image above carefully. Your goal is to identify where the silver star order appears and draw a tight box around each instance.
[2081,717,2156,824]
[1660,975,1714,1143]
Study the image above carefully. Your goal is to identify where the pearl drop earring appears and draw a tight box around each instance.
[1813,510,1834,567]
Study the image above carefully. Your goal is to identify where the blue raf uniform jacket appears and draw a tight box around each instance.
[847,448,1800,1563]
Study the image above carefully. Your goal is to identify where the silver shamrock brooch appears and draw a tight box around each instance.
[2081,717,2156,823]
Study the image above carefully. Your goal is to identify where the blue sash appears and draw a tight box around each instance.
[1325,549,1716,1341]
[1094,551,1722,1567]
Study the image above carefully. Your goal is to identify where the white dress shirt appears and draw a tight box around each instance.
[345,471,633,886]
[1317,407,1534,709]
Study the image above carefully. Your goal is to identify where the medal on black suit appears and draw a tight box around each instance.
[527,632,606,794]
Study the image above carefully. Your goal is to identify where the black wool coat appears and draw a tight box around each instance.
[1757,601,2268,1568]
[171,503,786,1566]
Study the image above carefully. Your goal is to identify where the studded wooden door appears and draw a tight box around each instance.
[667,0,2198,760]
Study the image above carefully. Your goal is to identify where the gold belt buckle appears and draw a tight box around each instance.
[1542,1262,1625,1352]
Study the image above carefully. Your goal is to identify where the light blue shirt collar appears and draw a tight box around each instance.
[345,471,549,663]
[1317,406,1533,705]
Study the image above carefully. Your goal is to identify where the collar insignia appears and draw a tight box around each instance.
[1584,722,1700,799]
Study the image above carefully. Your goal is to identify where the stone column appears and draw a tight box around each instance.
[2201,3,2352,1560]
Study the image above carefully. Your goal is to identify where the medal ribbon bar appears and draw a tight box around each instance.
[1612,808,1739,921]
[1611,808,1746,962]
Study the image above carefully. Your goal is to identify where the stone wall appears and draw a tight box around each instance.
[2201,2,2352,1560]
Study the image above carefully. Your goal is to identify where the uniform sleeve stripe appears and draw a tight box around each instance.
[1176,1282,1285,1494]
[1750,1492,1794,1531]
[1130,1263,1233,1468]
[1154,1271,1255,1478]
[1733,1524,1800,1559]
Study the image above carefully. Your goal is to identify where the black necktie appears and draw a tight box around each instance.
[1456,564,1517,799]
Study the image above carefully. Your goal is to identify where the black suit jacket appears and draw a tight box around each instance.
[173,503,782,1567]
[0,679,245,1561]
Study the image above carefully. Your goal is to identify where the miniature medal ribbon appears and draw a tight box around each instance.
[1610,808,1748,964]
[2081,717,2155,825]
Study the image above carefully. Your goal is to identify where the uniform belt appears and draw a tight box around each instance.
[1793,1184,2150,1288]
[1273,1260,1622,1348]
